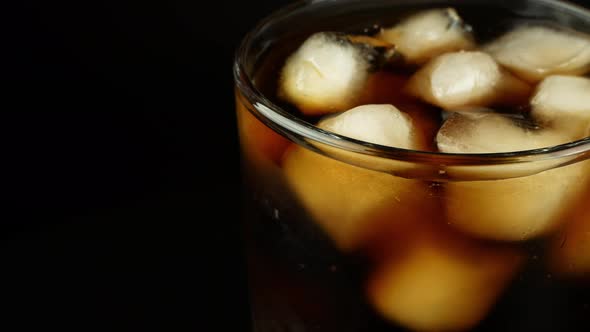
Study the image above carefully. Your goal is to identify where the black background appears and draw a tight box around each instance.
[3,0,590,331]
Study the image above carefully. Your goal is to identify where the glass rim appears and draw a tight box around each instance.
[233,0,590,166]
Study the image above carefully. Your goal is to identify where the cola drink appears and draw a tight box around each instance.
[234,1,590,331]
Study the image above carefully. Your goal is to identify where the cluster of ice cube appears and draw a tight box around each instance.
[274,7,590,331]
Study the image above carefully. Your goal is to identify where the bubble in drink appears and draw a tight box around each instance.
[282,105,429,251]
[531,75,590,139]
[278,32,397,116]
[367,219,523,332]
[378,8,474,64]
[406,51,531,110]
[437,112,588,241]
[485,25,590,82]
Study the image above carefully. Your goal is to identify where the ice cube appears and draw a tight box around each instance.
[378,8,474,64]
[550,194,590,279]
[436,112,568,154]
[485,26,590,82]
[437,112,589,241]
[308,103,441,177]
[281,105,430,251]
[318,104,424,150]
[279,32,397,116]
[367,220,523,332]
[406,51,531,110]
[531,75,590,139]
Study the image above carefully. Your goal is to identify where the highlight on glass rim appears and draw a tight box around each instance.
[234,1,590,331]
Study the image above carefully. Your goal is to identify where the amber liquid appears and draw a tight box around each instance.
[238,4,590,332]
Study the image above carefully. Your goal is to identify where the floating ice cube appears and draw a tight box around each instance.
[281,105,429,251]
[367,220,523,332]
[437,112,589,241]
[378,8,474,64]
[406,51,530,110]
[436,112,567,153]
[319,104,423,149]
[317,103,439,169]
[279,32,397,116]
[485,26,590,82]
[531,75,590,139]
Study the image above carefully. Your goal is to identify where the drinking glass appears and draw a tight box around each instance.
[234,1,590,331]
